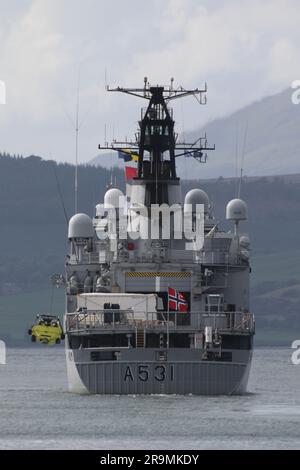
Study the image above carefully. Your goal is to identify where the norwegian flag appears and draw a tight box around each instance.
[125,165,138,180]
[168,287,188,312]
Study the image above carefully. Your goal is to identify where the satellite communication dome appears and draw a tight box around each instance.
[226,198,248,221]
[184,189,209,214]
[68,213,94,239]
[104,188,124,209]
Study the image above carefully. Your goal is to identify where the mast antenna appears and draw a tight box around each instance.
[105,67,108,90]
[74,72,80,214]
[237,121,248,198]
[98,80,215,180]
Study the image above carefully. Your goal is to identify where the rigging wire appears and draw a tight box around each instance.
[235,123,239,197]
[56,71,103,214]
[52,162,69,224]
[237,121,248,199]
[75,72,80,214]
[52,160,79,264]
[180,98,188,181]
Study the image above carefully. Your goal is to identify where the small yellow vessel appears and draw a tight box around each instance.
[28,314,65,345]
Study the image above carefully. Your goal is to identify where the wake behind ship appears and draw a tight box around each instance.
[64,79,255,394]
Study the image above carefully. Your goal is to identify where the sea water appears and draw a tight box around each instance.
[0,347,299,449]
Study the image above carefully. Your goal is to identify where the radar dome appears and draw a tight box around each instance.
[68,213,94,239]
[184,189,209,214]
[226,198,247,221]
[104,188,124,209]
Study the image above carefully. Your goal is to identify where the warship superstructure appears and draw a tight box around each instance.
[65,80,255,394]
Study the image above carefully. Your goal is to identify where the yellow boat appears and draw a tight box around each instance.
[28,314,65,345]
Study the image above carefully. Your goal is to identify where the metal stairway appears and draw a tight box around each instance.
[136,328,145,348]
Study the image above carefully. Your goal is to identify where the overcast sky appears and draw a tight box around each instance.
[0,0,299,165]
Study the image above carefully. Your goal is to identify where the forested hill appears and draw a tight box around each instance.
[0,152,300,344]
[1,151,300,290]
[0,153,123,292]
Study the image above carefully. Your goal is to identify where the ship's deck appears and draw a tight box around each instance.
[65,310,255,335]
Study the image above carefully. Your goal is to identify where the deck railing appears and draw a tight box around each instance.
[66,310,255,334]
[68,249,248,267]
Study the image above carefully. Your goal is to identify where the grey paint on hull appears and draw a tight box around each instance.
[74,358,252,395]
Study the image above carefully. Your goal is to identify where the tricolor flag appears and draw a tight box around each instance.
[168,287,188,312]
[118,149,139,162]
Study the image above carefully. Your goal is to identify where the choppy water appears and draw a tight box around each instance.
[0,347,299,449]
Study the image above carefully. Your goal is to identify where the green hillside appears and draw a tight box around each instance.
[0,153,299,345]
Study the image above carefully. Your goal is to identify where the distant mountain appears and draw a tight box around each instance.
[90,88,300,179]
[90,152,116,167]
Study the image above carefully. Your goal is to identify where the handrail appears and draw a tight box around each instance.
[66,310,255,333]
[67,248,247,266]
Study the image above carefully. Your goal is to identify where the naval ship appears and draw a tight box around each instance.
[64,79,255,394]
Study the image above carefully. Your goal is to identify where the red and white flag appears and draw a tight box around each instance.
[168,287,188,312]
[125,165,137,181]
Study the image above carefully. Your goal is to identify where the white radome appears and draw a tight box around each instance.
[226,198,248,221]
[104,188,124,209]
[184,188,209,214]
[68,213,94,239]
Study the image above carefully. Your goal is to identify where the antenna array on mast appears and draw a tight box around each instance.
[98,78,214,170]
[106,77,207,104]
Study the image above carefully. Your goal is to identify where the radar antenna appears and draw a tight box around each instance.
[98,78,215,181]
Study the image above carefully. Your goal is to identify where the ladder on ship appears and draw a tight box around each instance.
[136,328,145,348]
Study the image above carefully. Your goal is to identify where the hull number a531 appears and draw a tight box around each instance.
[124,364,174,382]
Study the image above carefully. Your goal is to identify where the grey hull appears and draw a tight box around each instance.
[68,354,252,395]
